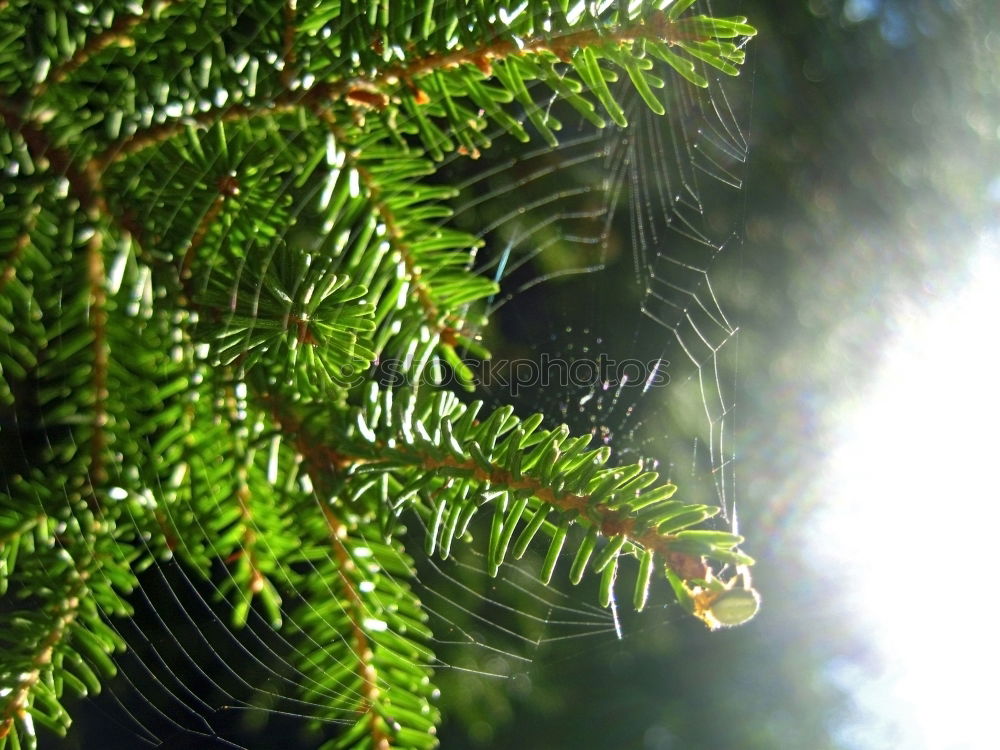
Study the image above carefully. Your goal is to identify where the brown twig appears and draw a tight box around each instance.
[364,10,696,81]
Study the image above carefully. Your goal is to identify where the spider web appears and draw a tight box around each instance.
[445,78,749,515]
[2,1,754,747]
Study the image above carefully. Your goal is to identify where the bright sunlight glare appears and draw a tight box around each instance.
[817,236,1000,750]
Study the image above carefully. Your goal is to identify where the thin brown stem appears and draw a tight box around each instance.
[225,383,267,596]
[95,93,305,169]
[180,174,241,291]
[365,9,693,81]
[320,505,391,749]
[86,229,108,493]
[232,477,266,594]
[280,0,298,89]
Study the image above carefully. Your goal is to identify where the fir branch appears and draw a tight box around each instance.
[0,99,112,492]
[356,164,439,324]
[261,389,715,584]
[0,570,87,740]
[234,483,266,595]
[38,0,175,95]
[402,451,709,580]
[227,382,268,599]
[266,391,394,746]
[95,7,720,165]
[353,9,712,83]
[0,97,146,243]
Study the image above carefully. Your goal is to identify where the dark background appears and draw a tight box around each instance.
[58,1,998,748]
